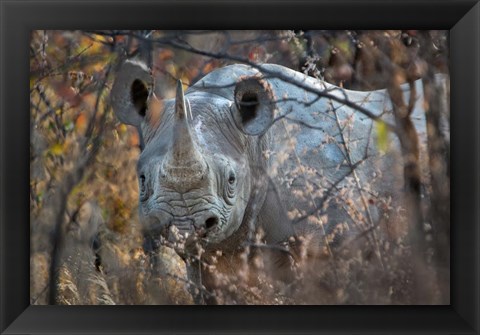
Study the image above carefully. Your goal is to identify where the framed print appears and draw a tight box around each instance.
[1,0,479,334]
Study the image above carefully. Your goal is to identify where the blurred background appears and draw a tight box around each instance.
[30,30,449,305]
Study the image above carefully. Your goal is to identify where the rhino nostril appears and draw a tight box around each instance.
[205,216,219,229]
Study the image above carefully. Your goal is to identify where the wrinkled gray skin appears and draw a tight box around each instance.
[111,60,436,264]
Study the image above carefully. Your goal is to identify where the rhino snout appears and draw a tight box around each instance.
[145,207,221,238]
[172,211,220,234]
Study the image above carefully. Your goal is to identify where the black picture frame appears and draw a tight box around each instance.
[1,0,479,334]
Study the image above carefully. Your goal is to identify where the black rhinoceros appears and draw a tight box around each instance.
[111,60,434,300]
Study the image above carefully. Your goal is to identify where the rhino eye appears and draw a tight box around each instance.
[225,170,236,204]
[139,174,148,200]
[228,171,236,185]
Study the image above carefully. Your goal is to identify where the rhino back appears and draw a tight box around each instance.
[262,65,431,248]
[189,64,429,247]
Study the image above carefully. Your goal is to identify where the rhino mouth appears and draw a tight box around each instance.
[167,216,221,242]
[141,201,230,258]
[167,221,201,242]
[145,213,223,249]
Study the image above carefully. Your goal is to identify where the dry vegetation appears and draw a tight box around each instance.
[30,30,449,305]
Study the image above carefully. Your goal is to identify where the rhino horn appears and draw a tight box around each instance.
[163,81,207,182]
[174,80,189,122]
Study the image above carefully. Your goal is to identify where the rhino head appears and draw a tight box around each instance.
[111,60,277,255]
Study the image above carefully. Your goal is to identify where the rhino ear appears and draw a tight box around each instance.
[111,60,154,127]
[232,76,276,136]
